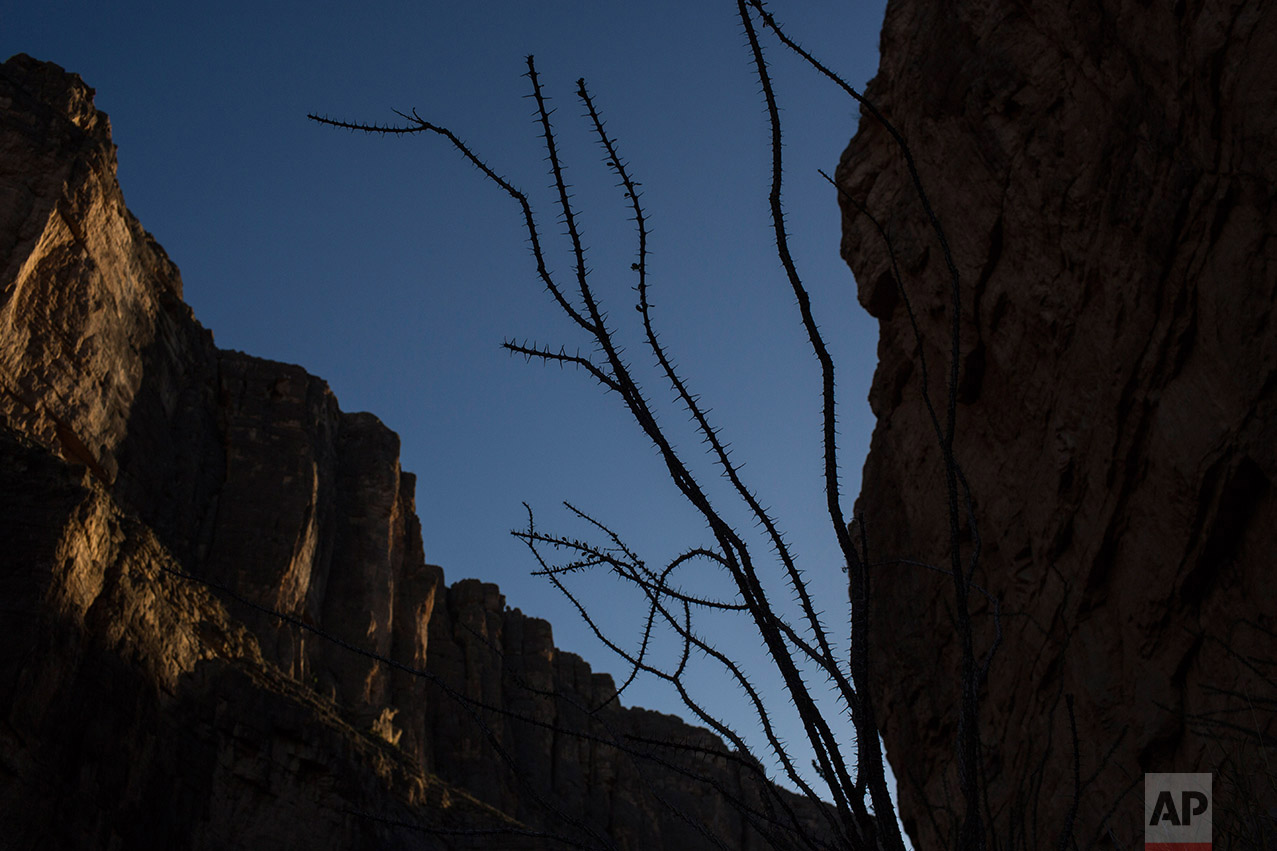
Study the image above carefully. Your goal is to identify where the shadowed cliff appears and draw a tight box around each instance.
[838,0,1275,846]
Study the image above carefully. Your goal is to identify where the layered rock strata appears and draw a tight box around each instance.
[838,1,1276,847]
[0,53,826,849]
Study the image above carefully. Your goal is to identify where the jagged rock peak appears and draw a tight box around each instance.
[0,53,833,849]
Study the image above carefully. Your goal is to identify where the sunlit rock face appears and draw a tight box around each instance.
[0,54,833,849]
[838,0,1275,847]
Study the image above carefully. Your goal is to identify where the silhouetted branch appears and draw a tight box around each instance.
[302,3,1038,847]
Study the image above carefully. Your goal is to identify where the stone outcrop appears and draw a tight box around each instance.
[0,54,827,849]
[421,579,831,849]
[0,427,524,851]
[838,1,1275,847]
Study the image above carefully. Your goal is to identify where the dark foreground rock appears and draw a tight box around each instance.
[838,0,1276,847]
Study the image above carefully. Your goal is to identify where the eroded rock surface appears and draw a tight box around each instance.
[838,1,1276,847]
[0,428,523,851]
[0,54,828,849]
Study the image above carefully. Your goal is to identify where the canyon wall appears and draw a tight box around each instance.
[0,54,826,850]
[838,0,1275,847]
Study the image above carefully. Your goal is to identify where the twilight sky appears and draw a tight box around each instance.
[6,0,894,807]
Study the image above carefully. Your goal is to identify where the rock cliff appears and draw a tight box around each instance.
[838,0,1275,847]
[0,54,826,850]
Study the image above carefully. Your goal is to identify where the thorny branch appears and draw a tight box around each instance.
[300,2,1049,848]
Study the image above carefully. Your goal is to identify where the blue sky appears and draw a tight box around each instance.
[6,0,894,811]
